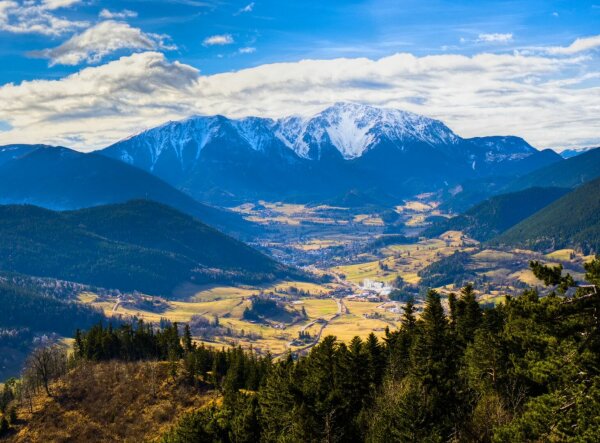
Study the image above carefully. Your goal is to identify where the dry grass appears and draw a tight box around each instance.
[10,361,212,443]
[545,249,578,261]
[472,250,516,262]
[333,235,467,285]
[323,314,393,342]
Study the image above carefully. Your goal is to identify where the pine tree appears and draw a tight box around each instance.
[408,290,461,439]
[182,324,193,353]
[455,283,482,346]
[258,354,300,441]
[0,416,8,436]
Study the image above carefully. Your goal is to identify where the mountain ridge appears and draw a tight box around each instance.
[493,177,600,253]
[101,102,562,204]
[423,187,571,241]
[0,200,294,296]
[0,145,253,237]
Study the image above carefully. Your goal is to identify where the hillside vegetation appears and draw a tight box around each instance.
[495,177,600,253]
[0,278,107,380]
[505,146,600,192]
[2,260,600,442]
[0,200,293,296]
[7,361,211,442]
[424,187,569,241]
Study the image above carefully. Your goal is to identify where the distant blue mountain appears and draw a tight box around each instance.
[101,103,562,204]
[559,146,598,159]
[0,145,252,237]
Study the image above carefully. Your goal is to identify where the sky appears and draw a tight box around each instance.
[0,0,598,151]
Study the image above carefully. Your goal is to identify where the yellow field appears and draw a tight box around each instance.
[301,298,338,317]
[230,201,356,226]
[509,269,540,286]
[323,315,391,342]
[292,239,346,251]
[472,249,516,262]
[174,283,256,301]
[396,201,433,213]
[270,281,333,295]
[333,235,469,285]
[545,249,577,261]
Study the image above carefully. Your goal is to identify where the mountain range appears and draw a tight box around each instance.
[560,146,598,159]
[504,147,600,193]
[101,103,562,204]
[0,145,252,237]
[441,146,600,213]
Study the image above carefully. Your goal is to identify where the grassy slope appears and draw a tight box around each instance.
[9,361,211,442]
[494,177,600,253]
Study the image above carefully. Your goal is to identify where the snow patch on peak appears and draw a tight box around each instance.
[292,102,460,159]
[274,116,309,157]
[317,104,377,159]
[230,117,278,152]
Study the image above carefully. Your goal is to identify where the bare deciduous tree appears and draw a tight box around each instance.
[23,345,67,397]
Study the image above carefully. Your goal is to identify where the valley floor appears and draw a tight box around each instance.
[74,196,591,357]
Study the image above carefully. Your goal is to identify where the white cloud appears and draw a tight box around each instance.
[203,33,233,46]
[546,35,600,54]
[236,2,254,14]
[0,0,87,35]
[99,8,138,19]
[42,0,80,9]
[476,33,513,43]
[0,52,199,148]
[29,20,177,66]
[239,46,255,54]
[0,36,598,151]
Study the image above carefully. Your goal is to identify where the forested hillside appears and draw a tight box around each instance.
[505,146,600,192]
[0,279,106,380]
[2,260,599,442]
[423,187,569,240]
[0,200,294,296]
[495,177,600,253]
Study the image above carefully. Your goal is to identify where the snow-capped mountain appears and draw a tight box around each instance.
[101,103,561,204]
[274,102,461,160]
[107,103,462,168]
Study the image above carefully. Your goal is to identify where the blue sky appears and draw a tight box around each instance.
[0,0,598,150]
[2,0,599,82]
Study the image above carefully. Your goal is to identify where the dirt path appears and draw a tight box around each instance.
[288,297,351,355]
[112,298,122,312]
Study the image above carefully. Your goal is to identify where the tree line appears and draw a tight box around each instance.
[163,258,600,442]
[3,258,600,441]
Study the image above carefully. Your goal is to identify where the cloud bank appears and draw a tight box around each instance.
[0,39,598,151]
[546,35,600,55]
[0,0,87,35]
[29,20,177,66]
